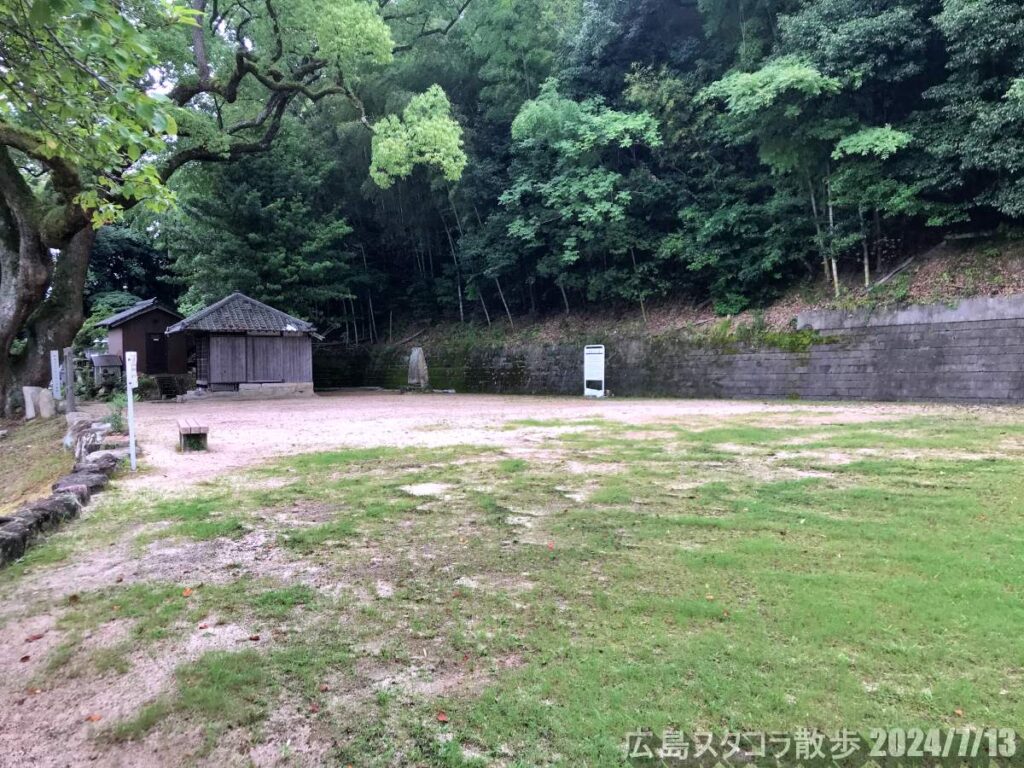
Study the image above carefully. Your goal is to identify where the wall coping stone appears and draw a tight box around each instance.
[797,294,1024,330]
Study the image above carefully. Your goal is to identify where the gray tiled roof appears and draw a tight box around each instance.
[97,298,181,328]
[165,292,315,334]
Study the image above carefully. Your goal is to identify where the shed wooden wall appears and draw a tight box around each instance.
[205,333,312,385]
[106,328,124,357]
[248,336,283,382]
[280,336,312,382]
[107,309,186,374]
[210,335,247,383]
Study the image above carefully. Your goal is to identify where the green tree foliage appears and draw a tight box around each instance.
[927,0,1024,217]
[15,0,1024,367]
[0,0,470,412]
[73,290,143,353]
[1,0,196,220]
[165,120,359,325]
[498,81,662,310]
[87,226,175,307]
[371,86,466,188]
[147,0,1024,328]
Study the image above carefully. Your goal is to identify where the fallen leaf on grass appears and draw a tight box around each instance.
[436,711,450,724]
[182,587,194,598]
[68,594,80,604]
[309,702,320,714]
[319,684,330,693]
[84,714,102,722]
[25,633,45,643]
[249,634,261,642]
[19,655,30,663]
[198,623,209,630]
[954,708,964,717]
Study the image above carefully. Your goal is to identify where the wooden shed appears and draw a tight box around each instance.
[166,292,315,393]
[96,298,187,375]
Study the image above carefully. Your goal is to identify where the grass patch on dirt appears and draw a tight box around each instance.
[6,410,1024,765]
[502,417,608,430]
[0,417,72,514]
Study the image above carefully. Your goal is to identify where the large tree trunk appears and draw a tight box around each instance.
[0,147,91,415]
[0,154,55,414]
[7,227,94,404]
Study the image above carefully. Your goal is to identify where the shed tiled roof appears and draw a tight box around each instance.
[165,292,315,335]
[97,298,181,328]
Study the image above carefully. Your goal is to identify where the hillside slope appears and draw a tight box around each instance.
[385,237,1024,347]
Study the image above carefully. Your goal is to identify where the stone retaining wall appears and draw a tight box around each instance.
[313,295,1024,403]
[0,413,130,567]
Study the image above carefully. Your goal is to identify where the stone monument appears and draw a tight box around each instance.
[408,347,429,389]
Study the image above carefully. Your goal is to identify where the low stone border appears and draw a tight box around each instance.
[0,411,134,568]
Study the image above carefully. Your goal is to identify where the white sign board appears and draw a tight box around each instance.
[49,350,62,400]
[124,351,138,471]
[583,345,605,398]
[125,351,138,388]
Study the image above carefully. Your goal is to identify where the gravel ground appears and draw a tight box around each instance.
[104,390,965,491]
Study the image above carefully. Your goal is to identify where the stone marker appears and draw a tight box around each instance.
[37,389,56,419]
[408,346,429,389]
[21,386,43,419]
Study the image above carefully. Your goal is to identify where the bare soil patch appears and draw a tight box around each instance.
[114,391,967,491]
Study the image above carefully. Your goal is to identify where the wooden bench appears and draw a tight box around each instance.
[177,418,209,451]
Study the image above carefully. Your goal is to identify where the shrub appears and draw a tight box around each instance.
[108,392,128,434]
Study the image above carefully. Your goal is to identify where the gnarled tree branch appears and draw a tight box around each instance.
[391,0,475,53]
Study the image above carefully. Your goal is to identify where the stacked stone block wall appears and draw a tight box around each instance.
[314,296,1024,403]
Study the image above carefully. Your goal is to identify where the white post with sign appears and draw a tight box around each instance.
[583,345,606,398]
[49,350,62,401]
[124,351,138,472]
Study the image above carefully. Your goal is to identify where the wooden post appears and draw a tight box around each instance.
[63,347,75,413]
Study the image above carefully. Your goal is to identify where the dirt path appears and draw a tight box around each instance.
[114,390,964,490]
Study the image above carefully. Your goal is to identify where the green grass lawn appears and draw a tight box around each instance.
[0,416,72,515]
[3,411,1023,765]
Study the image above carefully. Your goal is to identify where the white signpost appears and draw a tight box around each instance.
[124,351,138,472]
[49,350,62,401]
[583,345,606,398]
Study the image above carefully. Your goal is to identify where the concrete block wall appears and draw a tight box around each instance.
[313,296,1024,403]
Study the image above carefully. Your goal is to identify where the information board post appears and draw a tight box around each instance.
[49,350,62,401]
[125,351,138,472]
[583,345,606,398]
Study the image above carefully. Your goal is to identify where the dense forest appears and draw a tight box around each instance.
[3,0,1024,405]
[118,0,1024,334]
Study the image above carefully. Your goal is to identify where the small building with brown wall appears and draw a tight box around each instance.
[166,292,315,396]
[97,299,187,375]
